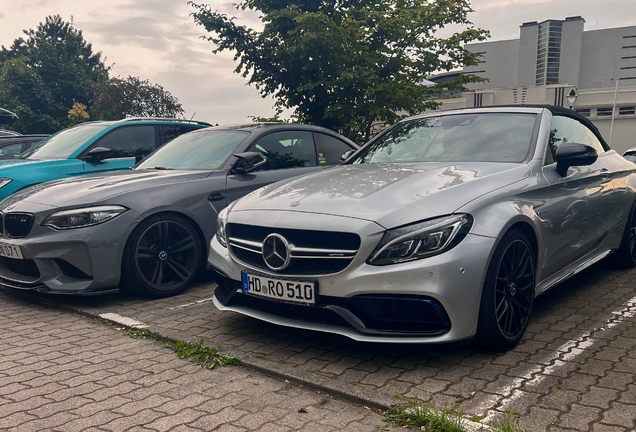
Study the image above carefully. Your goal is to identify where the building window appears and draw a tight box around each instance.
[536,21,562,85]
[619,106,636,116]
[597,107,614,117]
[576,109,591,117]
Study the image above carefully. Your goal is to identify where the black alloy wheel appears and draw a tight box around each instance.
[122,214,203,298]
[476,229,536,350]
[494,239,535,339]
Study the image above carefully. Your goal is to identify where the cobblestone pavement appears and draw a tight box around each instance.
[0,291,395,431]
[16,262,636,432]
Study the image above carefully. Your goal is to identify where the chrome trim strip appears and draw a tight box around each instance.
[290,246,358,254]
[229,237,263,249]
[229,242,262,253]
[291,255,354,260]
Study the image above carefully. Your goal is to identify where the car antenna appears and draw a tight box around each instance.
[190,112,196,120]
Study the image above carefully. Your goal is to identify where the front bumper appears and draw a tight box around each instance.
[208,211,497,344]
[0,208,141,294]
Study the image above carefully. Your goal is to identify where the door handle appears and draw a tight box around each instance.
[208,192,225,201]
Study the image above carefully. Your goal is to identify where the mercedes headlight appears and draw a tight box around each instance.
[0,178,12,189]
[43,205,127,230]
[216,206,229,248]
[368,214,473,265]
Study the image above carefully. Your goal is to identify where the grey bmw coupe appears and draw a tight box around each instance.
[209,106,636,350]
[0,123,357,298]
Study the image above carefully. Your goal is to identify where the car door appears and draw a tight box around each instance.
[224,130,323,205]
[82,125,156,173]
[541,114,614,277]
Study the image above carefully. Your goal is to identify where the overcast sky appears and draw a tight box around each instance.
[1,0,635,125]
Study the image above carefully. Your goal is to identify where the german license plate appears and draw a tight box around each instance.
[0,242,23,260]
[241,272,316,305]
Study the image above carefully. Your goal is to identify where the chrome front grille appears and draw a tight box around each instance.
[227,223,361,275]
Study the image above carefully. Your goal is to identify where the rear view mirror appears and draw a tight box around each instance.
[555,142,597,176]
[231,152,266,174]
[340,149,355,163]
[81,147,113,162]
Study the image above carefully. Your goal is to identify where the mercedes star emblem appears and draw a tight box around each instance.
[262,233,291,271]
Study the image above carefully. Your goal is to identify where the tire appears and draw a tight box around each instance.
[121,214,204,298]
[611,201,636,269]
[476,229,536,351]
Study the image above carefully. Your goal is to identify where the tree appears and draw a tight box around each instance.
[68,101,90,126]
[190,0,489,143]
[0,15,108,133]
[91,76,185,120]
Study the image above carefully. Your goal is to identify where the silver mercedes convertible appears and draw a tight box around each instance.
[209,106,636,350]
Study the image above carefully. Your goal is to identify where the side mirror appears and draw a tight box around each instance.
[231,152,266,174]
[555,142,598,176]
[340,149,355,163]
[81,147,113,162]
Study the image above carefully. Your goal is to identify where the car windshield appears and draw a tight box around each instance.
[352,113,538,164]
[21,124,110,160]
[137,130,248,170]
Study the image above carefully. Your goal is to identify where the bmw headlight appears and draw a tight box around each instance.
[216,206,229,248]
[0,178,12,189]
[43,205,127,230]
[368,214,473,265]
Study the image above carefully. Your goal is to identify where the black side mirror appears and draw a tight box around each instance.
[555,142,598,176]
[340,149,355,163]
[231,152,266,174]
[81,147,113,162]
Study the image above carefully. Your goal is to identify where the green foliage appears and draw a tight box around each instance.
[492,414,526,432]
[250,107,296,123]
[0,15,108,133]
[0,16,185,133]
[90,317,114,326]
[127,328,158,340]
[167,339,240,369]
[384,399,526,432]
[67,101,90,126]
[384,400,466,432]
[91,76,185,120]
[190,0,488,143]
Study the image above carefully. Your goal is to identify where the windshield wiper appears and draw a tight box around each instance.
[153,166,174,170]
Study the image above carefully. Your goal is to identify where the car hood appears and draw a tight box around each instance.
[0,158,41,168]
[232,163,531,229]
[4,169,213,209]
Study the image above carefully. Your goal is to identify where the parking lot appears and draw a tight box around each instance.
[0,289,393,431]
[7,260,635,432]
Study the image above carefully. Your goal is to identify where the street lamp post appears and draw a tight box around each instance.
[567,88,578,110]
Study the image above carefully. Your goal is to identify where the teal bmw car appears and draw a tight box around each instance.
[0,118,211,200]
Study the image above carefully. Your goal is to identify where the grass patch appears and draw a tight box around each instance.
[492,414,525,432]
[167,339,240,369]
[383,399,526,432]
[90,317,113,326]
[384,400,466,432]
[127,328,157,340]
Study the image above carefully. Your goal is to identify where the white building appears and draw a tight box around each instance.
[432,17,636,153]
